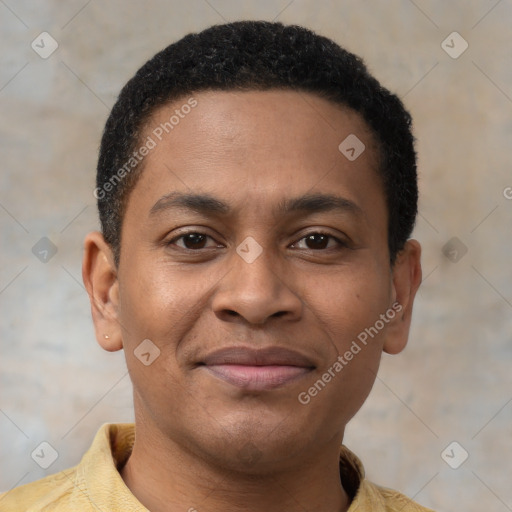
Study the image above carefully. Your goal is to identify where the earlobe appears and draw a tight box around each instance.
[82,231,123,352]
[382,239,422,355]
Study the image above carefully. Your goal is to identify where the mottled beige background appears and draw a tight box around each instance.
[1,1,511,510]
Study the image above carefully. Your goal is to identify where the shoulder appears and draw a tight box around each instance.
[0,424,137,511]
[356,479,437,512]
[0,466,79,511]
[339,445,436,512]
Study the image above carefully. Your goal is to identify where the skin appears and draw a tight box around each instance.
[83,90,422,512]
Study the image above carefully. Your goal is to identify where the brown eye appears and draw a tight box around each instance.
[182,233,207,249]
[305,234,329,249]
[170,232,215,250]
[293,232,343,250]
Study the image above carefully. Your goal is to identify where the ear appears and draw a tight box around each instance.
[82,231,123,352]
[382,239,422,355]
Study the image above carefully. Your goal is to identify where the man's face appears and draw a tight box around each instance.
[113,90,399,471]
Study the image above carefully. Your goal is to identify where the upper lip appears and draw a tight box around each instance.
[201,346,316,368]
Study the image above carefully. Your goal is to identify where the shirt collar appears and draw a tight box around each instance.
[82,423,373,511]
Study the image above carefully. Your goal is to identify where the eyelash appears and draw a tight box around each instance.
[166,230,347,251]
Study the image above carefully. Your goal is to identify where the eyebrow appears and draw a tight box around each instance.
[149,191,364,219]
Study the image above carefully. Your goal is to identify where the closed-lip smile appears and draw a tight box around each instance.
[199,346,315,390]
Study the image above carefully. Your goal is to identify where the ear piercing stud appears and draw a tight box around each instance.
[104,334,110,339]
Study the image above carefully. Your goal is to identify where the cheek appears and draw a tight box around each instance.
[313,262,392,345]
[301,279,388,426]
[116,263,191,416]
[118,258,188,338]
[117,258,218,378]
[318,264,392,410]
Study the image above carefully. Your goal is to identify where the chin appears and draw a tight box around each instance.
[193,420,311,474]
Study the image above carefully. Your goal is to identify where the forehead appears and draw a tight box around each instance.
[145,89,379,163]
[128,89,385,225]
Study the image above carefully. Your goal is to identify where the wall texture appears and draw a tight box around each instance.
[1,1,511,510]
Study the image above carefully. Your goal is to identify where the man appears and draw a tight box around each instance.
[1,21,432,511]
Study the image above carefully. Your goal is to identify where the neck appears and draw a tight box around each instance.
[120,421,351,512]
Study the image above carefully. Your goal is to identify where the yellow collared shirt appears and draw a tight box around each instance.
[0,423,435,511]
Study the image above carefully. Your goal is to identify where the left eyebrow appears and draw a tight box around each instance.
[149,191,364,219]
[276,193,364,218]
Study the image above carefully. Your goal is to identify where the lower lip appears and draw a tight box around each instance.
[202,364,312,390]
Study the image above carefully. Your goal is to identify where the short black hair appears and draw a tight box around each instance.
[96,20,417,266]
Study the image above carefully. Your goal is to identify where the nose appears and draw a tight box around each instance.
[212,245,303,325]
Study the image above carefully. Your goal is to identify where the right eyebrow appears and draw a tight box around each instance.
[150,192,230,217]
